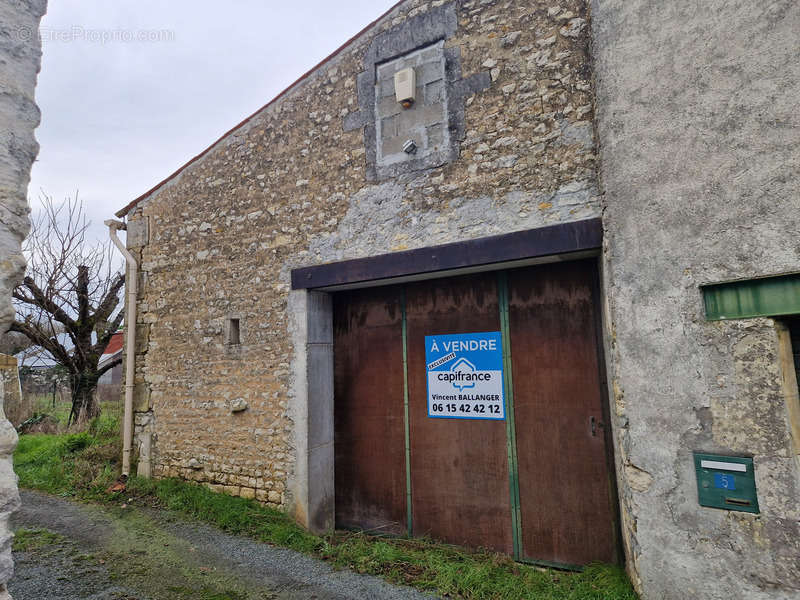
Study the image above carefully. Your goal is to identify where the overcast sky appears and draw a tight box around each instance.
[29,1,399,244]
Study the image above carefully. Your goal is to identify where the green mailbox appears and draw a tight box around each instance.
[693,453,759,514]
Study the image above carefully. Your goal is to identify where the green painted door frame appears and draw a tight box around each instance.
[401,288,413,536]
[497,272,524,561]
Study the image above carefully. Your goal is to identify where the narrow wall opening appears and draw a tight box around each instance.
[226,318,241,346]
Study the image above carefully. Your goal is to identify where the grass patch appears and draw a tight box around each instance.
[167,587,247,600]
[15,427,638,600]
[12,528,65,552]
[127,477,322,554]
[14,417,122,499]
[18,398,123,434]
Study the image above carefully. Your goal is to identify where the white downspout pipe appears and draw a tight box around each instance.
[105,219,137,478]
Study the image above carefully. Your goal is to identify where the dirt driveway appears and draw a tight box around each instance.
[10,490,435,600]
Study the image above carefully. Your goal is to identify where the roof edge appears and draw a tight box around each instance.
[116,0,407,218]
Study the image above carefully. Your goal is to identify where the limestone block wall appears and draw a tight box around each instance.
[124,0,599,513]
[591,1,800,598]
[0,0,47,597]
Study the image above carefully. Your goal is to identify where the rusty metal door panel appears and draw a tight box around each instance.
[334,287,407,535]
[405,274,514,554]
[507,260,619,565]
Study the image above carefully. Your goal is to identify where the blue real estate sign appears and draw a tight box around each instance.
[425,331,505,420]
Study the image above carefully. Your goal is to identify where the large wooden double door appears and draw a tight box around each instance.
[333,259,620,566]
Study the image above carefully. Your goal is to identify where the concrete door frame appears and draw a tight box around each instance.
[288,289,335,532]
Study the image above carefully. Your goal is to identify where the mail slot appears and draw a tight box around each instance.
[693,453,759,514]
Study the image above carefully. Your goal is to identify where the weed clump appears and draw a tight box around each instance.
[62,432,93,454]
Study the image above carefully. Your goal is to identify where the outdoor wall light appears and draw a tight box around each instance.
[395,67,416,108]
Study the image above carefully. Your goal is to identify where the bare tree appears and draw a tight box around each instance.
[8,193,125,425]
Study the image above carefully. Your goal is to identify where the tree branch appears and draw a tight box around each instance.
[76,265,90,326]
[9,320,74,371]
[16,277,76,332]
[93,272,125,324]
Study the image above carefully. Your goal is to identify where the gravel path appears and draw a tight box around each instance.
[10,490,436,600]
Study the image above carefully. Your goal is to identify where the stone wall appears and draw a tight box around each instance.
[591,1,800,598]
[124,0,598,514]
[0,0,47,597]
[0,356,26,428]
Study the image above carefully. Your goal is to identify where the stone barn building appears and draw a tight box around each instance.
[112,1,800,598]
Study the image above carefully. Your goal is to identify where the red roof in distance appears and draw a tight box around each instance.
[102,331,124,356]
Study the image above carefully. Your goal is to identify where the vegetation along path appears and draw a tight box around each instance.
[11,490,433,600]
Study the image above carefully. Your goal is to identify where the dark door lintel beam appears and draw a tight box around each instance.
[291,218,602,291]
